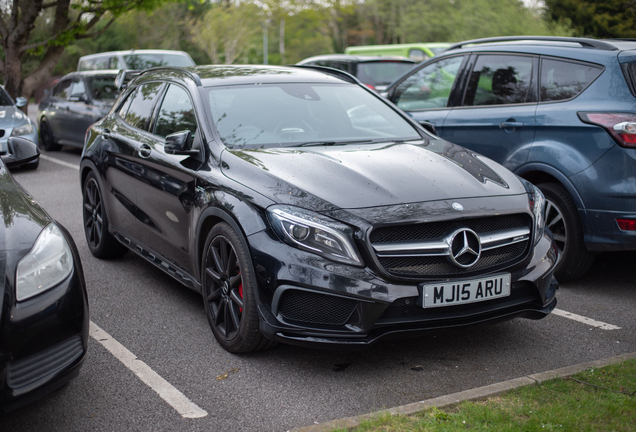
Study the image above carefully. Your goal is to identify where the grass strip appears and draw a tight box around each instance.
[335,359,636,432]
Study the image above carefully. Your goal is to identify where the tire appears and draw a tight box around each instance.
[82,171,128,258]
[21,157,39,170]
[39,119,61,151]
[537,182,595,282]
[201,222,274,353]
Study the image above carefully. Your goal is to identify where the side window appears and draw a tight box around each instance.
[154,85,197,138]
[393,56,464,110]
[408,49,428,63]
[540,59,603,102]
[123,83,164,131]
[463,55,534,106]
[93,57,110,70]
[53,79,72,99]
[70,79,86,98]
[109,57,121,70]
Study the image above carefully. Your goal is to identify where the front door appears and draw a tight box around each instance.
[441,54,539,171]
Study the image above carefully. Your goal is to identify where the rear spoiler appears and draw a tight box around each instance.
[114,69,142,90]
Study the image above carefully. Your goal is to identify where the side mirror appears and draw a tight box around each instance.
[15,97,27,108]
[69,94,87,103]
[2,137,40,169]
[165,130,199,156]
[418,120,437,136]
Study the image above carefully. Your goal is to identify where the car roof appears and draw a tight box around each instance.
[135,65,359,87]
[79,50,191,60]
[60,70,120,79]
[445,36,636,53]
[297,54,415,64]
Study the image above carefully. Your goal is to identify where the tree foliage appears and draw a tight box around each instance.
[544,0,636,38]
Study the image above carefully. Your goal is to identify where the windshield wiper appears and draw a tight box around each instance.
[296,139,380,147]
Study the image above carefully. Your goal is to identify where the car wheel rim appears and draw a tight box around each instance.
[545,198,567,255]
[41,122,52,147]
[204,235,244,341]
[83,178,103,249]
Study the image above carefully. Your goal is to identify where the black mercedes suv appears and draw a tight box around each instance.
[80,65,558,353]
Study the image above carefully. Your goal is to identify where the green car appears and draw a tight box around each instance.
[345,43,451,62]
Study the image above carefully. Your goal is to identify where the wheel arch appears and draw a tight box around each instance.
[515,163,585,210]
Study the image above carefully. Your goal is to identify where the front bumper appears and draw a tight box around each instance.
[0,233,88,411]
[249,228,558,349]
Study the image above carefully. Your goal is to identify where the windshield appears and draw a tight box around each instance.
[206,83,421,149]
[357,61,416,87]
[123,53,194,70]
[87,75,119,100]
[0,87,14,106]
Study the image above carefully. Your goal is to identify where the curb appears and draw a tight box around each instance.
[291,351,636,432]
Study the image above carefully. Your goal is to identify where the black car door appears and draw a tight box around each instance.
[133,83,202,276]
[102,82,165,238]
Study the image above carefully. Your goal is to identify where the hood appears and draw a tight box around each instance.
[0,105,29,129]
[220,139,526,213]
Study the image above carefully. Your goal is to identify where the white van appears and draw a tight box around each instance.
[78,49,195,71]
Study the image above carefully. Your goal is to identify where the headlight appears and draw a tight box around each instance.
[268,205,364,267]
[529,185,546,245]
[16,223,74,301]
[11,121,34,137]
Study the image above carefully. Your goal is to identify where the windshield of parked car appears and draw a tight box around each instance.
[87,75,119,100]
[0,87,14,106]
[206,83,421,149]
[123,53,194,70]
[357,61,416,87]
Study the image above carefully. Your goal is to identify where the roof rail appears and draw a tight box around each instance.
[136,66,203,86]
[291,64,359,85]
[445,36,619,52]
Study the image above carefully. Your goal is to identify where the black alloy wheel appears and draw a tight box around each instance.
[202,222,273,353]
[39,119,61,151]
[538,182,595,282]
[82,172,128,258]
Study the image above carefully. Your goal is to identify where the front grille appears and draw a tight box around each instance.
[379,242,527,276]
[7,336,84,390]
[277,290,358,326]
[370,214,531,278]
[377,282,537,323]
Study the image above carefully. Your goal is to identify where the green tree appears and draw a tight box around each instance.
[544,0,636,38]
[0,0,169,104]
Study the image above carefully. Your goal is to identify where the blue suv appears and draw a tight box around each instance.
[384,36,636,281]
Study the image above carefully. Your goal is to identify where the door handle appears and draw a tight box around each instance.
[499,121,524,130]
[102,128,111,140]
[138,144,152,158]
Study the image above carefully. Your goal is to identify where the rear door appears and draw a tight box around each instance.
[388,55,468,135]
[442,54,538,170]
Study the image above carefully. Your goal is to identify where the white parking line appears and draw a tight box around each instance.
[40,154,80,170]
[552,308,621,330]
[89,321,208,419]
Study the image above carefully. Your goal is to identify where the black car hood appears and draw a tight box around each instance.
[220,139,526,213]
[0,105,29,128]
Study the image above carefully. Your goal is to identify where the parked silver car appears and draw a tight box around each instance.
[0,86,39,169]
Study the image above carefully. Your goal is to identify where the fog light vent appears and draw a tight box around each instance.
[278,290,357,325]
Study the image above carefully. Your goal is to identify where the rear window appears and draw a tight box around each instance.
[356,61,416,87]
[540,59,603,102]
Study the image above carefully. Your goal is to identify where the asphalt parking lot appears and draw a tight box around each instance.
[0,148,634,431]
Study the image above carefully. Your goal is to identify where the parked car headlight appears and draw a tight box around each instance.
[268,205,364,267]
[11,121,34,137]
[16,223,73,301]
[529,185,546,245]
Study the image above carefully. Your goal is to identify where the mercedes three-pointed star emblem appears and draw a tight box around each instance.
[448,228,481,268]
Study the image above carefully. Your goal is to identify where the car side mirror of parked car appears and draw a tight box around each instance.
[15,97,28,108]
[418,120,437,136]
[69,94,87,103]
[2,137,40,169]
[165,130,199,156]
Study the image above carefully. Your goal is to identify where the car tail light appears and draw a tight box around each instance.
[578,112,636,148]
[617,219,636,231]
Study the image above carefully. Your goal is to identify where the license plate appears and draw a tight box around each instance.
[422,274,511,308]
